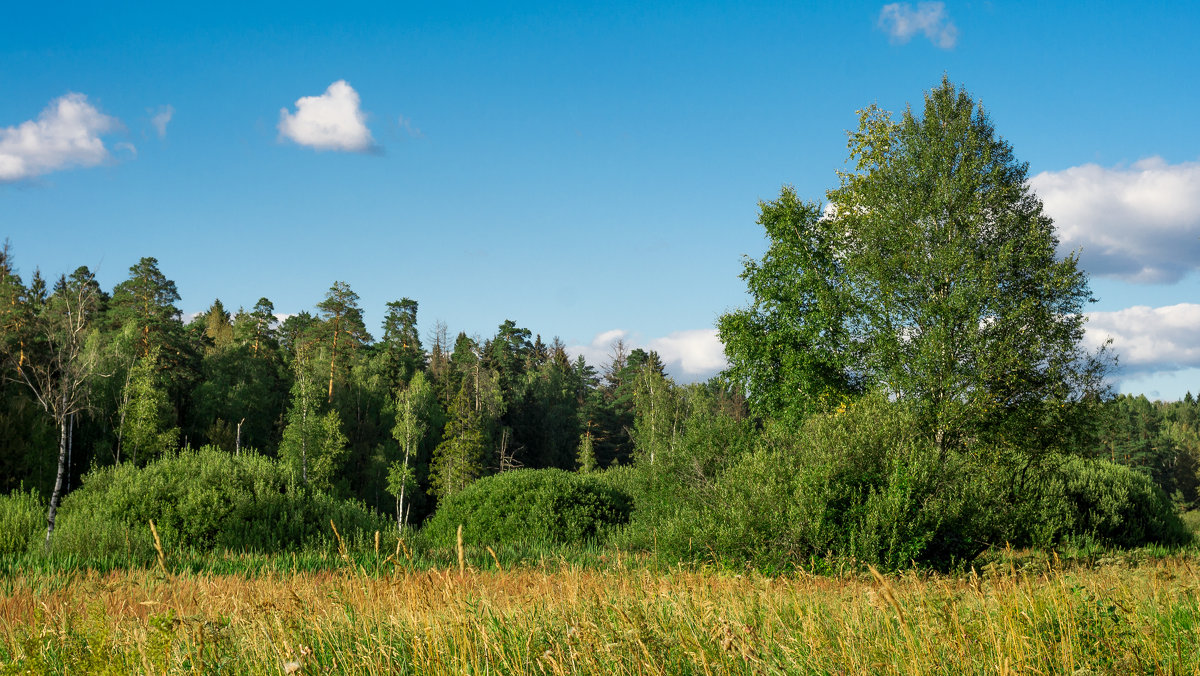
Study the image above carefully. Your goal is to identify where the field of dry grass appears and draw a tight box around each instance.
[2,550,1199,674]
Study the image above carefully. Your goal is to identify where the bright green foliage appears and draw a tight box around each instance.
[721,79,1109,457]
[118,348,179,465]
[718,189,858,423]
[240,297,277,356]
[423,468,632,547]
[608,387,756,558]
[48,447,387,561]
[385,461,416,527]
[631,362,683,466]
[429,339,505,501]
[389,371,436,526]
[201,299,234,353]
[0,488,43,555]
[1,253,107,543]
[621,395,998,569]
[665,386,755,487]
[393,372,436,462]
[576,426,597,473]
[278,349,348,491]
[645,396,1189,571]
[485,319,532,399]
[832,79,1108,453]
[278,311,320,357]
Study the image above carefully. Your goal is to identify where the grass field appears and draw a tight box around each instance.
[2,545,1199,674]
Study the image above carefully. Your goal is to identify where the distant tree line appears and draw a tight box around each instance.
[0,248,743,538]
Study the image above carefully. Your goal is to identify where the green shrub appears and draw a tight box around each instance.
[423,469,632,547]
[605,399,757,558]
[50,447,388,561]
[689,396,999,570]
[0,488,44,555]
[632,395,1190,571]
[1033,457,1191,548]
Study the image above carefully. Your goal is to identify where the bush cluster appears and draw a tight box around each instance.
[610,395,1189,571]
[50,446,388,561]
[423,468,632,547]
[0,488,44,555]
[1032,457,1191,548]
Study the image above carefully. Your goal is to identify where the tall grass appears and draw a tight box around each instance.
[2,551,1198,674]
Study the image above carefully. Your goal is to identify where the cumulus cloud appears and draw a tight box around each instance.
[278,80,375,152]
[1084,303,1200,376]
[567,328,727,382]
[647,330,728,377]
[878,2,958,48]
[150,105,174,138]
[0,93,121,182]
[1031,158,1200,284]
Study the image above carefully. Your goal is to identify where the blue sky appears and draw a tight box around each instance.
[3,1,1200,398]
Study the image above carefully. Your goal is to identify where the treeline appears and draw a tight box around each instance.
[1095,394,1200,508]
[0,248,742,527]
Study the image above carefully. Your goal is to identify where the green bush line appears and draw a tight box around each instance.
[2,404,1194,578]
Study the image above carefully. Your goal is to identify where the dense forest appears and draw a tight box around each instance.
[3,80,1198,570]
[0,250,726,523]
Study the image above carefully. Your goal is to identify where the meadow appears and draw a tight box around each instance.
[2,539,1199,675]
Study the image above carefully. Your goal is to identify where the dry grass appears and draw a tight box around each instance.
[2,554,1199,674]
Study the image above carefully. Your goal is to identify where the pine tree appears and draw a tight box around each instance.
[316,281,371,403]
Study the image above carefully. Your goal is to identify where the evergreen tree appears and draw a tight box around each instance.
[316,281,371,403]
[202,299,234,353]
[429,381,492,500]
[380,298,424,389]
[108,257,183,358]
[576,424,597,473]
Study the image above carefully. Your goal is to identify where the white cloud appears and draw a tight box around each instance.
[1031,158,1200,284]
[0,93,120,182]
[1085,303,1200,376]
[878,2,958,48]
[278,80,375,152]
[567,328,727,382]
[150,105,174,138]
[647,329,727,377]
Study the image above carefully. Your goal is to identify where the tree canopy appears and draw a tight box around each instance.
[721,78,1110,454]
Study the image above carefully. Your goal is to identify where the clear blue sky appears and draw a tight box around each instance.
[4,1,1199,397]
